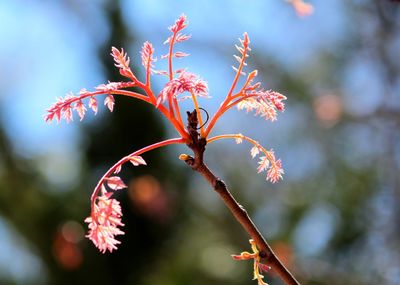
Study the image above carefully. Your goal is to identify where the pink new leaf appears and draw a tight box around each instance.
[174,52,190,58]
[168,14,188,33]
[88,97,98,114]
[111,47,136,80]
[114,164,122,174]
[106,176,127,190]
[141,41,156,72]
[175,33,191,43]
[63,105,73,123]
[111,47,130,69]
[129,155,147,166]
[257,156,269,173]
[45,93,77,123]
[250,146,260,158]
[256,150,284,183]
[104,95,115,112]
[235,133,243,144]
[236,89,286,122]
[164,33,191,45]
[74,100,87,121]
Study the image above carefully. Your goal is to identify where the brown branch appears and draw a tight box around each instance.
[182,110,300,285]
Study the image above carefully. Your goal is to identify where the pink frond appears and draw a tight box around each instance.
[157,71,208,106]
[85,194,124,253]
[111,47,136,80]
[266,159,284,183]
[140,41,156,71]
[168,14,188,33]
[236,89,286,121]
[45,93,77,123]
[231,33,251,80]
[111,47,130,69]
[45,80,138,123]
[267,91,287,111]
[255,150,283,183]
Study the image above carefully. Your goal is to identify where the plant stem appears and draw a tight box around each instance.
[182,110,300,285]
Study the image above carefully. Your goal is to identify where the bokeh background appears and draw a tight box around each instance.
[0,0,399,284]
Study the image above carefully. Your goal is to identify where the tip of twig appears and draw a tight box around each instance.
[179,153,195,166]
[179,154,191,161]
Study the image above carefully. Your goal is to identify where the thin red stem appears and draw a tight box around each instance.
[90,137,185,209]
[173,98,185,130]
[110,90,150,102]
[145,58,152,88]
[168,33,176,81]
[137,81,156,104]
[204,43,249,137]
[204,92,258,137]
[227,48,247,99]
[140,83,188,139]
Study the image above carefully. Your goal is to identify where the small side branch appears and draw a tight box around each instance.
[181,110,300,285]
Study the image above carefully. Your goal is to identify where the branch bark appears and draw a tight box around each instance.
[182,110,300,285]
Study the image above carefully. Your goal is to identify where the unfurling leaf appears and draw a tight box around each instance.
[129,155,147,166]
[89,97,98,114]
[106,176,127,190]
[104,95,115,112]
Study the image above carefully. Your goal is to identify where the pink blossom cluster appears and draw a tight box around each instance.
[235,134,284,183]
[236,69,287,121]
[237,91,287,122]
[85,190,125,253]
[157,71,208,105]
[257,152,284,184]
